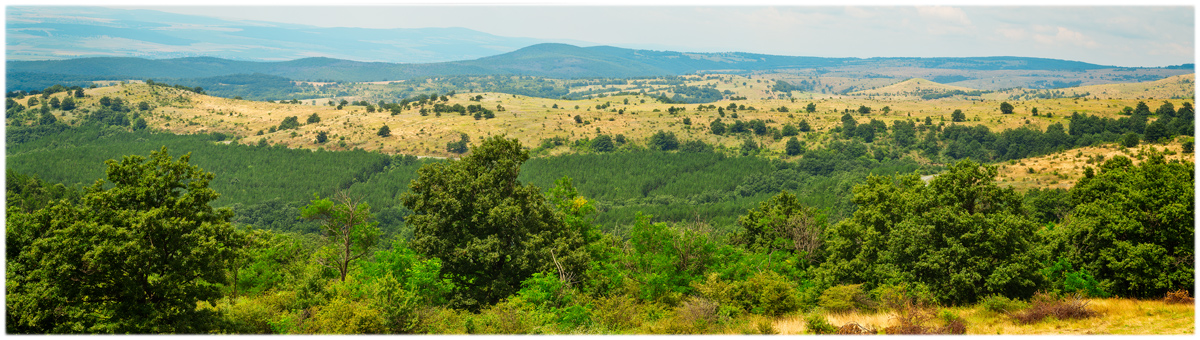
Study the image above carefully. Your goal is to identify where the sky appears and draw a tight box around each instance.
[27,2,1200,67]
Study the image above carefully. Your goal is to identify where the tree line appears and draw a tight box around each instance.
[7,134,1190,334]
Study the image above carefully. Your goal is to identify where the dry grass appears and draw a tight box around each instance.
[853,78,976,97]
[996,140,1193,191]
[954,298,1191,335]
[769,297,1193,335]
[1010,293,1097,325]
[39,73,1190,160]
[1164,290,1195,305]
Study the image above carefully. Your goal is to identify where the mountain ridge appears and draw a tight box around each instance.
[8,43,1193,93]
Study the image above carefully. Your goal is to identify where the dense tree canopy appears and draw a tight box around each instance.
[818,160,1045,304]
[400,136,590,310]
[6,147,243,333]
[1047,154,1194,298]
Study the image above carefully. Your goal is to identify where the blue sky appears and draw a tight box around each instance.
[16,3,1198,67]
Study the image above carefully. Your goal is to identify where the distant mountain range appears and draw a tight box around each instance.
[7,6,594,63]
[13,43,1168,86]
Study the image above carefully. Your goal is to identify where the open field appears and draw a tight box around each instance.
[35,73,1190,160]
[996,139,1194,191]
[772,298,1194,335]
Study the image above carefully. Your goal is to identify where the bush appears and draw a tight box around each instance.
[804,314,837,334]
[591,294,642,331]
[411,307,466,334]
[979,294,1028,314]
[819,284,872,313]
[299,298,387,334]
[882,302,966,334]
[472,300,536,334]
[1009,292,1097,325]
[695,271,801,317]
[1163,290,1194,304]
[836,322,878,334]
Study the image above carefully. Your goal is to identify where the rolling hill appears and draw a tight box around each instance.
[10,43,1194,94]
[851,78,979,97]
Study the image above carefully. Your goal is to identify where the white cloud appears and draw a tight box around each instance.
[1031,26,1099,48]
[917,6,971,26]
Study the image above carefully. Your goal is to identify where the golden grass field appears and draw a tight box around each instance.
[996,139,1194,191]
[770,298,1194,335]
[40,73,1191,163]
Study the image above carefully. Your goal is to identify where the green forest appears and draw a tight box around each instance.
[6,118,1194,333]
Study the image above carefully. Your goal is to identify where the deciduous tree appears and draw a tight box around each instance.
[6,147,242,333]
[300,192,380,283]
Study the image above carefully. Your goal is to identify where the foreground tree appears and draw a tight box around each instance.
[818,160,1045,304]
[736,191,827,263]
[6,147,243,333]
[400,136,589,310]
[300,192,380,283]
[1047,154,1193,298]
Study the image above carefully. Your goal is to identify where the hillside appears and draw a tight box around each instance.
[17,71,1192,162]
[12,43,1193,93]
[850,78,979,97]
[996,139,1194,191]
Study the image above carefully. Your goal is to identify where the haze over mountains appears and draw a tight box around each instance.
[7,6,1193,94]
[7,6,593,63]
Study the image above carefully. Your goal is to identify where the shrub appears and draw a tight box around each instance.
[979,294,1027,314]
[1163,290,1194,304]
[819,284,872,313]
[882,302,966,334]
[299,298,387,334]
[804,314,837,334]
[755,320,779,334]
[591,294,642,331]
[694,271,801,317]
[472,300,536,334]
[653,297,721,334]
[836,322,878,334]
[1009,292,1097,325]
[411,307,466,334]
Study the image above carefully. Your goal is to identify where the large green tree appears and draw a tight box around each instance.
[1048,154,1193,298]
[735,191,826,263]
[6,147,243,333]
[400,136,589,310]
[818,160,1045,304]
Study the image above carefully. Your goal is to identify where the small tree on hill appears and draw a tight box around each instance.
[1000,102,1014,114]
[649,130,679,151]
[446,133,469,154]
[591,134,614,152]
[952,109,966,122]
[377,125,391,137]
[786,137,804,156]
[307,113,321,124]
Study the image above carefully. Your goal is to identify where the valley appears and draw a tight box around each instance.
[5,6,1195,335]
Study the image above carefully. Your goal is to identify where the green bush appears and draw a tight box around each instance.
[819,284,872,313]
[979,294,1027,314]
[656,297,721,334]
[299,297,386,334]
[590,294,642,332]
[694,270,801,317]
[805,314,837,334]
[472,300,537,334]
